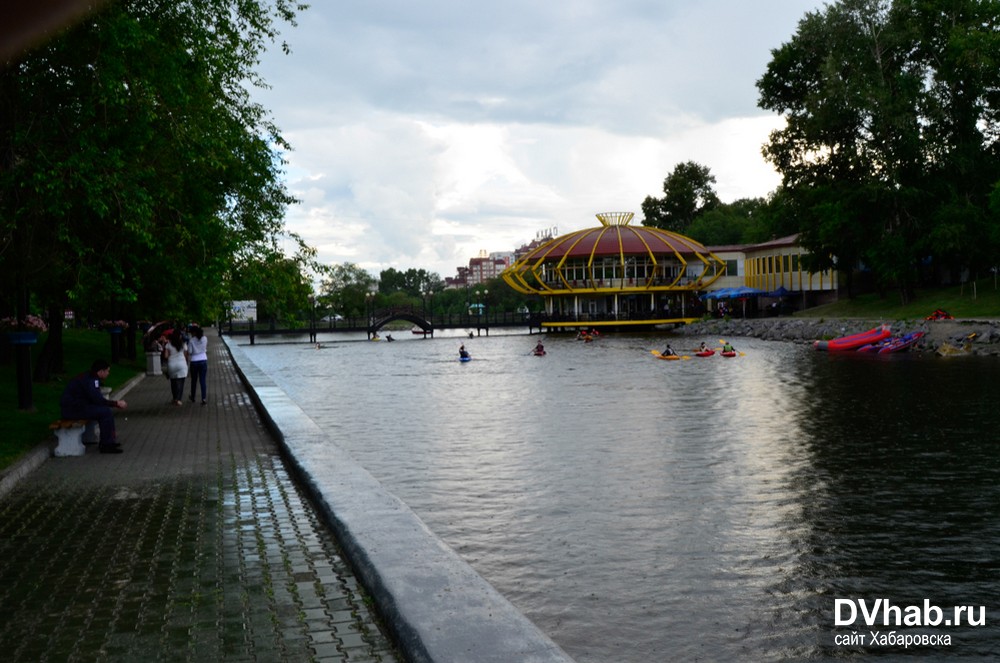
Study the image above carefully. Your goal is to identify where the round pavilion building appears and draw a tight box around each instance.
[502,212,725,329]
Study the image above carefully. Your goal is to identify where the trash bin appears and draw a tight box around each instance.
[146,351,162,376]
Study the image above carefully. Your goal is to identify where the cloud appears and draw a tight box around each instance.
[254,0,822,278]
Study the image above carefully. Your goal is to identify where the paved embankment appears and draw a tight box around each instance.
[669,317,1000,354]
[0,337,400,662]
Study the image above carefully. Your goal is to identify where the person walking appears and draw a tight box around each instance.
[187,325,208,405]
[163,329,189,405]
[60,359,128,454]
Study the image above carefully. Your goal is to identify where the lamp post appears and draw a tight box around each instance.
[421,285,433,335]
[308,295,317,343]
[367,289,378,339]
[482,288,489,336]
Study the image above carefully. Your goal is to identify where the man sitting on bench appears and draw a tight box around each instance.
[60,359,129,454]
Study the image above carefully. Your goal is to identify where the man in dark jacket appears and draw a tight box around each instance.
[60,359,128,453]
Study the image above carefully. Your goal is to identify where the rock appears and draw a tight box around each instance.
[671,317,1000,354]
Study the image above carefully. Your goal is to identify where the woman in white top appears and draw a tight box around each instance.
[187,325,209,404]
[163,330,189,405]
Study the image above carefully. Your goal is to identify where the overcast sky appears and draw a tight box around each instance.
[251,1,826,281]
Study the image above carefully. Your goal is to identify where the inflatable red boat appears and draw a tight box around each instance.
[814,325,891,351]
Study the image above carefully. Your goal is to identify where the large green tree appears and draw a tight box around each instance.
[641,161,721,233]
[319,263,377,320]
[378,267,443,297]
[0,0,306,376]
[757,0,1000,301]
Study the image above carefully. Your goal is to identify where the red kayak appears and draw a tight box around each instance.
[695,350,715,357]
[720,351,737,358]
[814,325,891,351]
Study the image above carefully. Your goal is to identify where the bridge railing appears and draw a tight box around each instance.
[223,309,539,336]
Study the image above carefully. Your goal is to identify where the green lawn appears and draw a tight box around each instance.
[0,329,144,470]
[794,275,1000,320]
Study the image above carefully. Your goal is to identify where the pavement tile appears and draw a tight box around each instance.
[0,336,401,663]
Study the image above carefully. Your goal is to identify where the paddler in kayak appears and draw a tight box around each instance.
[534,340,545,355]
[722,341,736,353]
[459,344,470,359]
[661,344,677,357]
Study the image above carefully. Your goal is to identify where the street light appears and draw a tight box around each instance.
[367,289,378,339]
[483,288,489,335]
[308,295,316,343]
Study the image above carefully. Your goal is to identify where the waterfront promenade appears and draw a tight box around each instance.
[0,338,400,662]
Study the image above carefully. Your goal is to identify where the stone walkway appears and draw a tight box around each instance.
[0,338,401,662]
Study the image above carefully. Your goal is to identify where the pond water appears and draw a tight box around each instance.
[235,330,1000,661]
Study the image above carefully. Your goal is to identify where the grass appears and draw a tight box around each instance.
[793,275,1000,320]
[0,329,144,470]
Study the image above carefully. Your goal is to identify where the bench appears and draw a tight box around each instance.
[49,420,93,457]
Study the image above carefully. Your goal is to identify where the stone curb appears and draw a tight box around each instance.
[222,335,576,663]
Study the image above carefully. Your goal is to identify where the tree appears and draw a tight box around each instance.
[230,234,322,325]
[641,161,721,233]
[378,267,442,297]
[685,197,770,246]
[0,0,307,379]
[757,0,1000,301]
[319,263,377,319]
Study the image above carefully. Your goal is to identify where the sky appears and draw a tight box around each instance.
[251,1,827,281]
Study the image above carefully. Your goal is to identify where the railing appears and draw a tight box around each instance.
[223,309,538,336]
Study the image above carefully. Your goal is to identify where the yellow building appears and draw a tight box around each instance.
[502,212,726,329]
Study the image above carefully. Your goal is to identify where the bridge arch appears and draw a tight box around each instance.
[368,312,433,338]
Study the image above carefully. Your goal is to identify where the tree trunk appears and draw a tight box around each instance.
[33,302,65,381]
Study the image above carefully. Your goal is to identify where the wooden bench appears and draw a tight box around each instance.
[49,419,92,457]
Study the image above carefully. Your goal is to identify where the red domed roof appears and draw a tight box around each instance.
[502,212,724,295]
[523,222,712,262]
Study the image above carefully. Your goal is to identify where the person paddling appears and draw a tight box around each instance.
[459,344,470,359]
[661,344,677,357]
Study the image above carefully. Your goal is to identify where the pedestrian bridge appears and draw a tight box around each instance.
[368,310,433,338]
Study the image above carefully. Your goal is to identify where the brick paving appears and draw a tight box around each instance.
[0,338,401,663]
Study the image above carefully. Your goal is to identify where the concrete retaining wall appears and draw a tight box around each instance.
[223,336,575,663]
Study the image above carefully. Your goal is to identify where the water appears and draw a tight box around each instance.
[236,330,1000,661]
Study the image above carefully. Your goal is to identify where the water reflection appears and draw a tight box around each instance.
[240,334,999,661]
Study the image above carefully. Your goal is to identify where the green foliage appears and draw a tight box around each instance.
[686,197,770,245]
[378,267,443,297]
[319,263,377,318]
[757,0,1000,298]
[0,0,307,330]
[641,161,720,233]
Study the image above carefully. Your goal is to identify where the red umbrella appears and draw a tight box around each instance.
[142,321,172,350]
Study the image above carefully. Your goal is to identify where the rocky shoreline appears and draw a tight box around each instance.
[669,317,1000,356]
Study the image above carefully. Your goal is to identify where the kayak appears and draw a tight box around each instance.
[695,350,715,357]
[856,338,892,353]
[814,325,891,351]
[877,331,925,354]
[459,355,471,362]
[651,350,680,360]
[533,350,546,356]
[720,351,737,358]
